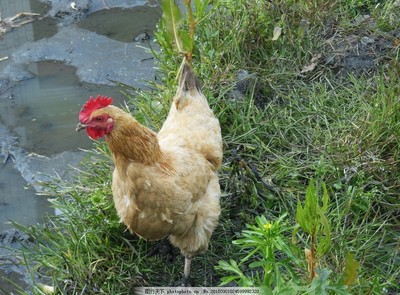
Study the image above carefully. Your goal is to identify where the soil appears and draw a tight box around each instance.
[323,15,396,76]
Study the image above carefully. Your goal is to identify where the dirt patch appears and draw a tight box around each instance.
[323,15,396,76]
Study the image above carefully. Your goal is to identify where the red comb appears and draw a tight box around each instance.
[79,95,113,122]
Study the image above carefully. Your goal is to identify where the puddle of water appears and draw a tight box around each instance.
[0,60,125,231]
[77,6,161,42]
[0,161,49,231]
[0,0,57,71]
[0,0,158,234]
[0,60,124,155]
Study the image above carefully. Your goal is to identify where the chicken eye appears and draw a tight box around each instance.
[95,117,103,122]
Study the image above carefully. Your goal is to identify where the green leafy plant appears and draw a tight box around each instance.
[217,214,300,290]
[217,179,362,294]
[342,252,360,287]
[159,0,212,63]
[295,179,331,281]
[160,0,193,60]
[216,211,353,294]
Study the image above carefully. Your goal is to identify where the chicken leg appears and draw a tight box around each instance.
[183,257,192,286]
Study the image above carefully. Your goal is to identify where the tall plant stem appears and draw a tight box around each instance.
[311,234,316,281]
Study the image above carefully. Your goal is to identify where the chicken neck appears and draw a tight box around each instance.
[104,109,164,166]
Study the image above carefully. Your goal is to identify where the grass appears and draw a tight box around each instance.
[10,0,400,294]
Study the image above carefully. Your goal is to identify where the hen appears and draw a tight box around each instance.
[76,63,222,285]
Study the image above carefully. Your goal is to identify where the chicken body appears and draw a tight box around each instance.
[77,63,222,282]
[109,93,222,257]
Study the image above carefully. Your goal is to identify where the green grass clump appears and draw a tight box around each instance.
[12,0,400,294]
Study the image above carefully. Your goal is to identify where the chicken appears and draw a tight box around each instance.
[76,62,222,285]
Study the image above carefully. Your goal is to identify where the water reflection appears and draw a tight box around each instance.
[0,0,152,231]
[0,161,48,231]
[0,0,57,72]
[77,6,161,42]
[0,60,124,228]
[1,60,123,155]
[0,0,125,230]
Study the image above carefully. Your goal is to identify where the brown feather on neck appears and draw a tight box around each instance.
[107,126,162,165]
[93,106,163,165]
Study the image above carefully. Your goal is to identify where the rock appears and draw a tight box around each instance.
[361,36,375,45]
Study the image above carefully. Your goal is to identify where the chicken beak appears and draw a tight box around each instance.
[76,122,88,132]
